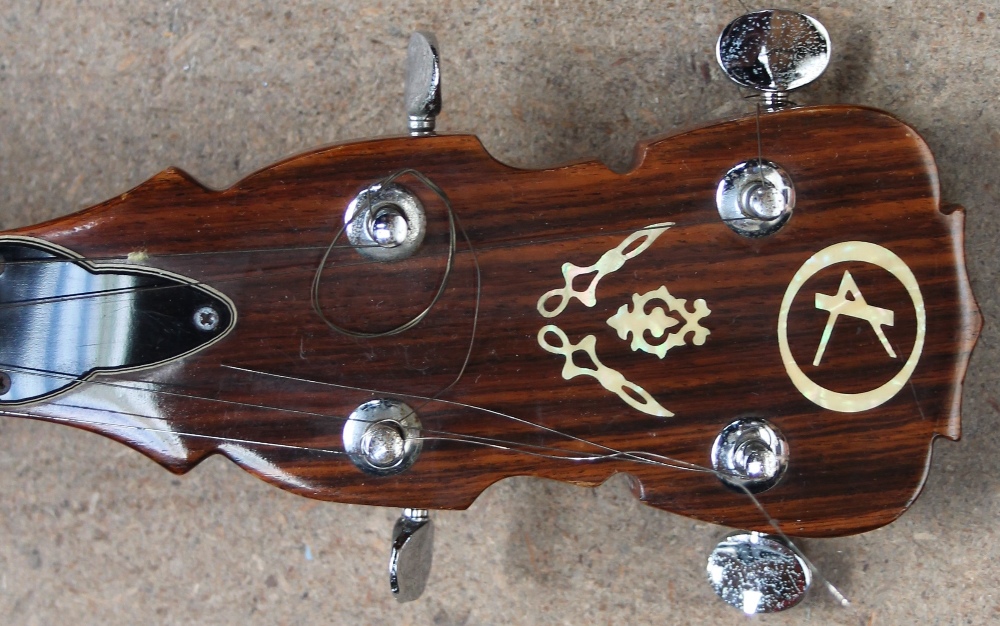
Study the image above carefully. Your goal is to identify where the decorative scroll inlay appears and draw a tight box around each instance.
[537,326,673,417]
[536,224,682,418]
[607,287,711,358]
[538,224,673,318]
[778,241,926,413]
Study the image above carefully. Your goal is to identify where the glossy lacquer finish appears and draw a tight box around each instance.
[0,237,235,404]
[2,106,980,537]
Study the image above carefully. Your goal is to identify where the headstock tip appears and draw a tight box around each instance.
[933,204,982,442]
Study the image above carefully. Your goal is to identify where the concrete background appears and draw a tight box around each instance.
[0,1,997,624]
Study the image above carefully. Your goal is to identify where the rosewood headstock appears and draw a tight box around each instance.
[0,10,981,613]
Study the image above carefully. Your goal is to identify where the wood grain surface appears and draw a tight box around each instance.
[4,105,979,537]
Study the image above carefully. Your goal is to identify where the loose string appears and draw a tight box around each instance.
[0,224,662,312]
[0,357,847,608]
[308,168,482,417]
[0,360,630,464]
[0,358,758,482]
[310,168,459,339]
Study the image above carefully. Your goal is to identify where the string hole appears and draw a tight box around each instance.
[740,183,786,221]
[0,371,11,396]
[361,420,407,468]
[369,204,409,247]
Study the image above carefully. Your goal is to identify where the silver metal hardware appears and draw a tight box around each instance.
[343,399,422,476]
[0,371,10,396]
[193,305,220,332]
[717,10,831,110]
[711,418,788,493]
[0,253,6,276]
[370,206,409,247]
[716,159,795,238]
[707,531,811,614]
[361,421,406,468]
[344,183,427,261]
[405,32,441,136]
[389,508,434,602]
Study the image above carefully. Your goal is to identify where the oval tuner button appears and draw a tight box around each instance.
[717,10,831,110]
[707,531,811,614]
[405,32,442,136]
[711,418,788,493]
[716,159,795,238]
[343,399,423,476]
[389,508,434,602]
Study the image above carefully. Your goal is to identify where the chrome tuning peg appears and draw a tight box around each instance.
[711,418,789,492]
[707,531,811,614]
[389,508,434,602]
[404,32,441,135]
[716,10,831,110]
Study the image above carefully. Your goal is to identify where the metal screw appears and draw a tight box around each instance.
[716,159,795,238]
[193,305,220,331]
[0,371,11,396]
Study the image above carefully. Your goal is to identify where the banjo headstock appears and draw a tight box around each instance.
[0,10,981,614]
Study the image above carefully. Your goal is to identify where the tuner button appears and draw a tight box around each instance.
[716,10,831,109]
[707,531,811,614]
[390,508,434,602]
[405,32,442,135]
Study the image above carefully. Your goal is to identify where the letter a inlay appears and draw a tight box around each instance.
[813,271,896,366]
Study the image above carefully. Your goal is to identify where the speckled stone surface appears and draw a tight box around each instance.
[0,1,997,624]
